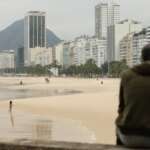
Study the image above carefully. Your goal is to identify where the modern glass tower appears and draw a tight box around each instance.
[24,11,46,66]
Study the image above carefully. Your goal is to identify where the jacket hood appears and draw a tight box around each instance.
[132,62,150,76]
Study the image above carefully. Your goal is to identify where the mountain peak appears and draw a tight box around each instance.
[0,19,61,50]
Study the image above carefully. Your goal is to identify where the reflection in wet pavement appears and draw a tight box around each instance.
[9,111,14,127]
[0,88,82,101]
[32,120,52,141]
[0,110,96,143]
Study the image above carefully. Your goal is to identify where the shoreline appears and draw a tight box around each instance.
[0,77,120,144]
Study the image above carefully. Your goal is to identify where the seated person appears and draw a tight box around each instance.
[116,44,150,148]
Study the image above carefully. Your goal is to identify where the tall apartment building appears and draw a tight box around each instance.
[55,42,64,66]
[119,27,150,67]
[73,36,92,66]
[146,26,150,43]
[95,2,120,39]
[107,19,142,62]
[108,3,120,26]
[15,47,24,69]
[132,29,148,66]
[90,38,106,68]
[54,36,106,68]
[119,33,134,67]
[63,42,73,68]
[55,42,74,68]
[73,36,106,68]
[24,11,46,66]
[0,50,15,69]
[34,48,53,66]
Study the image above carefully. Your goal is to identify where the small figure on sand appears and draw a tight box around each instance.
[9,100,14,127]
[20,80,23,85]
[101,81,103,85]
[9,100,13,112]
[45,78,50,83]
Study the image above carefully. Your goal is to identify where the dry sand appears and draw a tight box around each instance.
[0,77,120,144]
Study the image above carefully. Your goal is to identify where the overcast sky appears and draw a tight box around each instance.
[0,0,149,40]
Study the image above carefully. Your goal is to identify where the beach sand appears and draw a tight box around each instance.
[0,77,120,144]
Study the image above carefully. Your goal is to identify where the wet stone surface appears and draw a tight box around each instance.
[0,141,140,150]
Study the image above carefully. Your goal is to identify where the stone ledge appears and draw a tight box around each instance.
[0,140,139,150]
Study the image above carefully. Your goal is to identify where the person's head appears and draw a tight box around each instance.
[142,44,150,62]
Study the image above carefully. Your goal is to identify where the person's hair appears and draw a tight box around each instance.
[142,44,150,62]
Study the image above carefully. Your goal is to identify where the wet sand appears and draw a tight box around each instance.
[0,77,120,144]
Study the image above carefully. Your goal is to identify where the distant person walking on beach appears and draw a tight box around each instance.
[45,78,50,83]
[9,100,13,112]
[20,80,23,85]
[9,100,14,127]
[116,44,150,148]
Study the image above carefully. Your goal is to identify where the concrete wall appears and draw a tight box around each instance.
[0,140,138,150]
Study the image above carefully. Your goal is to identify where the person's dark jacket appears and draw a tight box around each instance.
[116,62,150,136]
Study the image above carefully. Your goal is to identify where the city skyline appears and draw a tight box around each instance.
[0,0,149,40]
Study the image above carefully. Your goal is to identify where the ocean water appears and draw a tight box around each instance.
[0,87,82,101]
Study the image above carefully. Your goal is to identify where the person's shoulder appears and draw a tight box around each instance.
[121,69,135,79]
[132,62,150,76]
[120,68,136,84]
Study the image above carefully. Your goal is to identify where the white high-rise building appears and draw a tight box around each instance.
[55,42,64,66]
[107,19,142,62]
[109,3,120,25]
[146,26,150,43]
[132,29,148,66]
[0,50,15,69]
[119,33,134,67]
[54,41,74,68]
[90,38,106,68]
[119,27,150,67]
[73,36,92,66]
[24,11,46,66]
[95,3,108,39]
[34,47,53,66]
[73,36,106,67]
[95,2,120,39]
[54,36,106,68]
